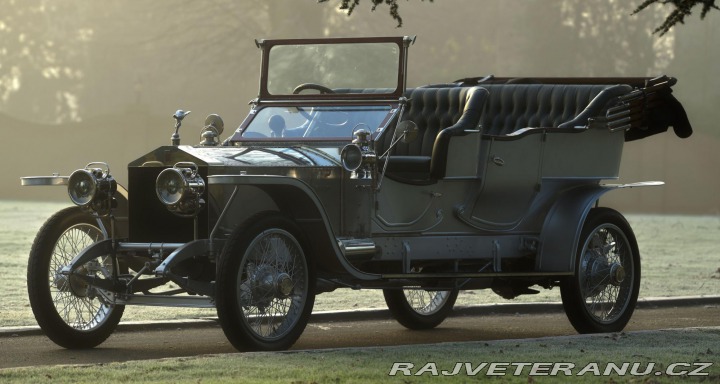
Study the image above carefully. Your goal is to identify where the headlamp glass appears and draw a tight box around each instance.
[155,162,205,217]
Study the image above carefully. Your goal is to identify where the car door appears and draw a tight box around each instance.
[456,133,544,230]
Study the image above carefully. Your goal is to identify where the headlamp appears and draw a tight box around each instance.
[340,127,375,178]
[67,162,116,215]
[340,144,363,172]
[156,162,205,217]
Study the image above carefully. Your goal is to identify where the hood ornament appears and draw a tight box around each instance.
[171,109,191,146]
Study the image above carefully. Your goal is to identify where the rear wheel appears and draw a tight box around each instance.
[383,288,458,330]
[561,208,640,333]
[27,207,124,349]
[215,213,314,351]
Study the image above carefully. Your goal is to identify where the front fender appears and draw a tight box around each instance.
[536,181,663,272]
[21,174,129,238]
[208,175,381,281]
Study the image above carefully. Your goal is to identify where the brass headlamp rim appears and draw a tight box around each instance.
[155,162,206,216]
[67,162,116,210]
[67,169,98,207]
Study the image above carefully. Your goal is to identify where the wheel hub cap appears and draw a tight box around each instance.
[583,248,628,298]
[609,263,625,286]
[251,266,293,299]
[276,273,294,297]
[54,267,90,297]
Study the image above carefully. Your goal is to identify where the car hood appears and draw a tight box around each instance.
[185,145,342,168]
[129,145,343,170]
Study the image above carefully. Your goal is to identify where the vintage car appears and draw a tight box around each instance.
[21,36,692,351]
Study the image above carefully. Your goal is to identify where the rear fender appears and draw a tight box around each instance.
[537,181,662,273]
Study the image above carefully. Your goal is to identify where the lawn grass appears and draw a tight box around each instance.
[1,200,718,327]
[0,327,718,383]
[1,201,718,383]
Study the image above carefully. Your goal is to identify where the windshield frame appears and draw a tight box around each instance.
[256,36,413,101]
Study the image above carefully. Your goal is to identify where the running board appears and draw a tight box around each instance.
[115,294,214,308]
[381,271,574,279]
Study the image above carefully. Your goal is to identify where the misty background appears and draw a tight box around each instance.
[1,0,718,213]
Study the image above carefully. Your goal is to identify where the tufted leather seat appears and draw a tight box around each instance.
[377,86,488,182]
[361,83,633,183]
[478,84,630,135]
[380,88,481,154]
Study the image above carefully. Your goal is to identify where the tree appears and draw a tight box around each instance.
[556,1,675,76]
[0,1,92,123]
[0,1,328,123]
[317,0,433,27]
[320,0,718,36]
[633,0,718,35]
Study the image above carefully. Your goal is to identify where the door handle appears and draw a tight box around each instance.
[492,155,505,166]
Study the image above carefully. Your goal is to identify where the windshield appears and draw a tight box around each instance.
[239,105,394,140]
[260,38,406,99]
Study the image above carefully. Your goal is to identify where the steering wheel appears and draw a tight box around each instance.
[292,83,336,95]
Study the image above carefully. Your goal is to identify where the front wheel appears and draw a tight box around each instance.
[560,208,640,333]
[27,207,124,349]
[383,288,459,330]
[215,213,315,351]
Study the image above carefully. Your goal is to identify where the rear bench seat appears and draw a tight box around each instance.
[477,84,631,135]
[377,83,632,183]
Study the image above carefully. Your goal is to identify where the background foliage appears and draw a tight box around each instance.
[1,0,718,213]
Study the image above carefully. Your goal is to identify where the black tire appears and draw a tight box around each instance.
[560,207,640,333]
[27,207,124,349]
[215,213,315,351]
[383,288,459,330]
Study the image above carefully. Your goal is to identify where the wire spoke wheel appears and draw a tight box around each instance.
[384,287,458,330]
[27,207,124,349]
[49,223,115,330]
[561,208,640,333]
[216,213,314,351]
[403,289,453,315]
[238,229,308,340]
[579,225,633,323]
